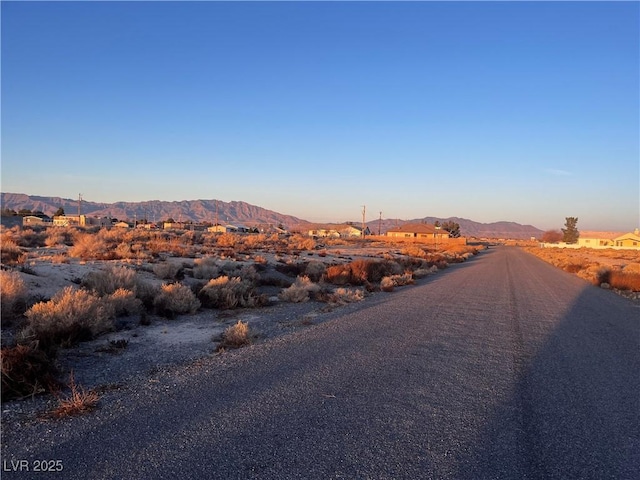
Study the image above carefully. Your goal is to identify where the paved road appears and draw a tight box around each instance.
[2,247,639,479]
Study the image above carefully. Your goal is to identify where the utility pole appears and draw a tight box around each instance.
[378,211,382,236]
[361,205,366,241]
[78,193,83,226]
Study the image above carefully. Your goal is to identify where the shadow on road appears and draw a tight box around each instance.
[454,285,640,479]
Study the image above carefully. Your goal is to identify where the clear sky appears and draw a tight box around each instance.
[1,1,638,231]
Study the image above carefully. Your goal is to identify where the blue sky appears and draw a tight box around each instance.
[2,2,638,231]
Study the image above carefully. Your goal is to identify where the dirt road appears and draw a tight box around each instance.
[2,247,638,479]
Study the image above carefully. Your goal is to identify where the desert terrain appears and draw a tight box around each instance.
[1,225,481,418]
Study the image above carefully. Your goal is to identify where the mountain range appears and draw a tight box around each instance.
[0,193,543,239]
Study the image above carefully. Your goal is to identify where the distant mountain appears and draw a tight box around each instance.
[0,193,308,228]
[367,216,543,240]
[1,193,543,239]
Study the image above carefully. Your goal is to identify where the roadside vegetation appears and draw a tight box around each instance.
[524,246,640,296]
[1,223,483,410]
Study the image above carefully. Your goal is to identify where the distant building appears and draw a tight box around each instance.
[307,223,370,238]
[542,229,640,250]
[614,229,640,248]
[385,223,450,240]
[22,215,52,226]
[53,215,111,227]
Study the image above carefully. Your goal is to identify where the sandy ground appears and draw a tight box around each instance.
[2,241,415,421]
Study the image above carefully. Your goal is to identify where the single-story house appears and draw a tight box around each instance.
[308,223,370,238]
[386,223,450,239]
[577,232,618,248]
[207,224,250,233]
[614,230,640,248]
[22,215,52,226]
[53,215,111,227]
[114,221,132,228]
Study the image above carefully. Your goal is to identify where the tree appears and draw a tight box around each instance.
[441,221,461,238]
[54,207,65,217]
[562,217,579,243]
[541,230,563,243]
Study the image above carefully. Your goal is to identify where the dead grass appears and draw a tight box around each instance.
[525,246,640,292]
[48,372,100,418]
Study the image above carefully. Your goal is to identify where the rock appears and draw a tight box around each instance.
[600,283,610,289]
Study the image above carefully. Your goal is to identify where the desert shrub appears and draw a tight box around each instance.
[238,264,260,284]
[413,265,439,279]
[562,262,585,274]
[69,232,113,260]
[153,283,200,318]
[21,287,115,350]
[609,270,640,291]
[275,262,306,277]
[1,239,25,264]
[13,228,47,248]
[577,266,610,285]
[217,321,251,350]
[243,234,267,249]
[623,263,640,275]
[325,259,402,286]
[305,261,327,282]
[45,227,75,247]
[325,263,351,285]
[286,234,316,251]
[253,255,268,264]
[135,280,159,310]
[199,276,267,309]
[380,276,395,292]
[153,261,182,280]
[217,233,239,247]
[278,275,321,303]
[51,253,68,264]
[81,265,138,296]
[181,230,202,245]
[401,245,427,258]
[1,270,28,320]
[381,273,414,291]
[1,344,59,402]
[193,257,220,280]
[44,231,65,247]
[114,242,149,260]
[330,287,365,304]
[106,288,143,316]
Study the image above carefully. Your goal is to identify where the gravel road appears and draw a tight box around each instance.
[2,247,639,479]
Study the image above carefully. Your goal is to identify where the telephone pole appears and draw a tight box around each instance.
[361,205,366,240]
[378,211,382,236]
[78,193,83,226]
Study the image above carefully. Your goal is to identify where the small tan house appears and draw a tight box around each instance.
[386,223,450,240]
[614,229,640,248]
